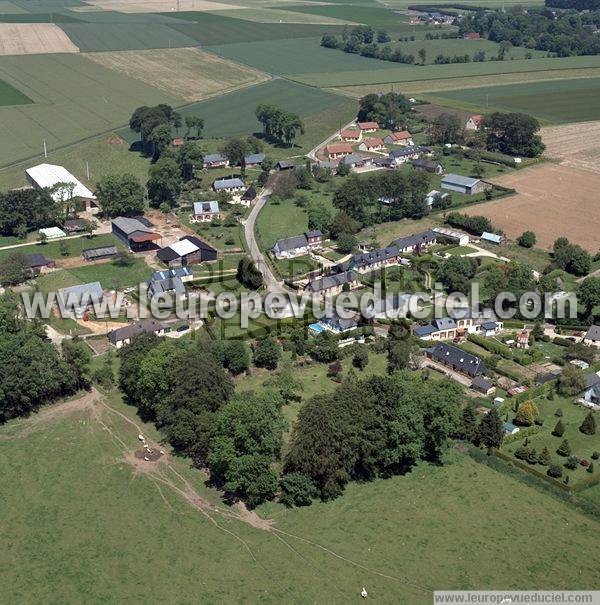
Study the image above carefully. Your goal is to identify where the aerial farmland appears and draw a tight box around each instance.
[1,0,600,603]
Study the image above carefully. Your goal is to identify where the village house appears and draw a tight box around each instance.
[463,32,481,40]
[412,159,443,175]
[23,253,55,275]
[471,375,496,396]
[371,292,412,320]
[108,319,168,349]
[192,200,221,222]
[82,245,118,262]
[244,153,265,168]
[156,235,217,268]
[466,114,484,130]
[112,216,161,252]
[580,372,600,411]
[306,270,358,299]
[503,422,520,436]
[326,143,353,160]
[147,267,193,300]
[203,153,229,169]
[213,177,245,195]
[26,163,98,213]
[395,230,438,254]
[240,185,257,207]
[415,317,459,341]
[384,131,414,146]
[57,281,104,315]
[389,146,428,167]
[318,311,359,334]
[272,231,323,260]
[441,173,488,196]
[427,342,486,378]
[340,129,362,143]
[276,159,295,171]
[583,325,600,348]
[358,121,379,132]
[415,308,503,341]
[341,245,403,274]
[359,137,385,152]
[341,154,371,169]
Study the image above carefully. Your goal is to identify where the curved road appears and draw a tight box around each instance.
[244,188,287,293]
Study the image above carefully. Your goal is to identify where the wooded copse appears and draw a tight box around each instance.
[255,104,304,147]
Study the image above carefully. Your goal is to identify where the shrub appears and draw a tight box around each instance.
[564,456,579,470]
[515,400,539,427]
[580,412,597,436]
[279,472,317,507]
[592,451,600,460]
[588,462,594,474]
[547,463,563,478]
[552,419,565,437]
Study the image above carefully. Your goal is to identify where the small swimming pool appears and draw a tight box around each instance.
[308,323,325,334]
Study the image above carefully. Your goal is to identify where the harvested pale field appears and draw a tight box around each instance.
[542,121,600,174]
[83,0,245,12]
[85,48,267,102]
[0,24,79,56]
[466,164,600,251]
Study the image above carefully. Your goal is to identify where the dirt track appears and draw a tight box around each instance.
[468,163,600,251]
[0,23,79,55]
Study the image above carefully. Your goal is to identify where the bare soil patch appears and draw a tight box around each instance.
[85,47,267,103]
[466,163,600,251]
[0,24,79,56]
[542,120,600,174]
[82,0,245,13]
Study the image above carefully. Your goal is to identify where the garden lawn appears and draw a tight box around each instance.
[501,393,600,487]
[36,258,150,293]
[0,233,122,263]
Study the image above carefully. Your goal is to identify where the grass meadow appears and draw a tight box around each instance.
[1,385,598,604]
[0,53,180,168]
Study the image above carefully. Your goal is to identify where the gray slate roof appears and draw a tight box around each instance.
[395,230,437,250]
[213,177,244,190]
[58,281,103,308]
[204,153,227,164]
[343,246,399,271]
[82,245,117,261]
[308,270,357,293]
[441,173,481,188]
[112,216,154,236]
[472,375,494,391]
[245,153,265,165]
[585,325,600,342]
[193,201,220,215]
[430,342,486,377]
[274,234,309,253]
[108,319,165,345]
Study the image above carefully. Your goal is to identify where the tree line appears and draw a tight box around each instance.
[255,104,304,147]
[0,293,91,423]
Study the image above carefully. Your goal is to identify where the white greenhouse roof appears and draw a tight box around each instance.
[39,227,66,239]
[26,164,96,201]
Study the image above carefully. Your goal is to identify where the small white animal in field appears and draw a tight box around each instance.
[160,450,165,455]
[138,434,144,441]
[361,587,368,598]
[144,456,149,461]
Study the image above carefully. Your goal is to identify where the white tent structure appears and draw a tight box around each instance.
[26,164,97,212]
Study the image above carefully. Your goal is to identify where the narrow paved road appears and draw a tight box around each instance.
[243,188,286,293]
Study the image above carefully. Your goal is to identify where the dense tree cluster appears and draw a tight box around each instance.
[0,294,85,423]
[0,188,60,237]
[459,6,600,57]
[333,171,430,225]
[482,112,545,157]
[236,257,264,290]
[95,173,145,218]
[255,104,304,147]
[357,92,411,130]
[552,237,592,276]
[445,212,494,235]
[283,372,462,500]
[428,113,465,145]
[129,104,183,157]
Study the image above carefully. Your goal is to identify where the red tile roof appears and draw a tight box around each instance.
[358,121,379,130]
[326,143,353,156]
[340,129,361,139]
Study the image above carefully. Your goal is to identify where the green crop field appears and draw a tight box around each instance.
[209,37,410,75]
[164,10,348,46]
[299,54,600,87]
[117,79,354,149]
[60,22,198,52]
[0,78,31,106]
[1,388,598,604]
[0,53,180,168]
[426,77,600,124]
